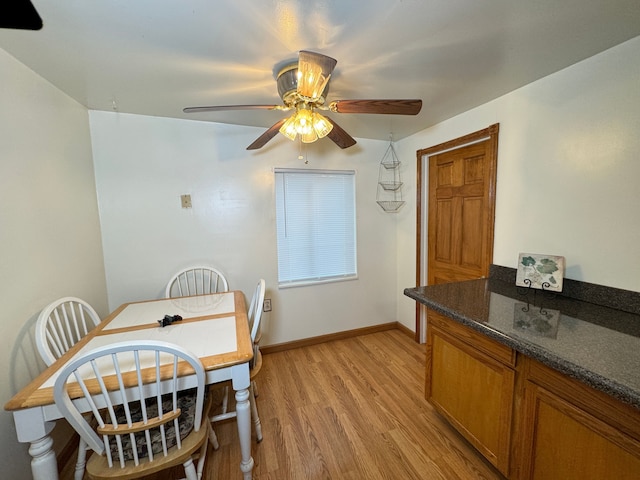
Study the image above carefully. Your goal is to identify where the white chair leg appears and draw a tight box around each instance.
[74,438,88,480]
[249,383,263,442]
[208,422,220,450]
[182,457,197,480]
[196,437,209,480]
[251,379,258,398]
[221,385,229,414]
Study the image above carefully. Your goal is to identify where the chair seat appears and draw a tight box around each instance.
[86,396,212,480]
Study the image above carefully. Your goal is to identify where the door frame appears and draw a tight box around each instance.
[414,124,499,341]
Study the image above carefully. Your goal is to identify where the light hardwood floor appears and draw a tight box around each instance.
[62,329,505,479]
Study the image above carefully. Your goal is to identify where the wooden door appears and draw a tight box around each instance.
[414,124,499,339]
[427,139,496,284]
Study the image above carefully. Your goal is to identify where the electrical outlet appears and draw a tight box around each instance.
[181,194,192,208]
[263,298,272,312]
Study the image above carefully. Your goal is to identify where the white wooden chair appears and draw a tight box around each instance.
[54,340,215,480]
[36,297,101,366]
[211,279,265,444]
[165,266,229,298]
[36,297,102,480]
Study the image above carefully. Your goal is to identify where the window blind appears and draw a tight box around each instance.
[275,168,357,287]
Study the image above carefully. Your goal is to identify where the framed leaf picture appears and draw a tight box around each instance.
[515,253,565,292]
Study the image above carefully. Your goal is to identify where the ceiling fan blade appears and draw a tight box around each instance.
[246,118,287,150]
[183,104,287,114]
[297,51,337,100]
[329,99,422,115]
[0,0,42,30]
[325,117,357,149]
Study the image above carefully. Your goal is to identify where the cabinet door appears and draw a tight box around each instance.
[519,380,640,480]
[427,324,514,475]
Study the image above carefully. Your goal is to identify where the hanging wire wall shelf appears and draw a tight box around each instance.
[376,200,405,212]
[379,181,403,191]
[376,137,405,212]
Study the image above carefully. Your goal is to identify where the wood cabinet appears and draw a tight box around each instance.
[425,308,640,479]
[426,310,515,475]
[517,358,640,480]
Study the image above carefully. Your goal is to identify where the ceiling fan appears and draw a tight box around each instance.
[183,50,422,150]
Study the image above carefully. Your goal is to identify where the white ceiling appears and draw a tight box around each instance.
[2,0,639,146]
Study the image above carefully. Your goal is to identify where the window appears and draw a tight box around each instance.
[275,168,357,287]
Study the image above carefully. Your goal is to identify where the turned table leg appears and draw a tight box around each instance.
[29,434,59,480]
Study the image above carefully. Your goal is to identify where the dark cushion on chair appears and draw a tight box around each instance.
[108,389,199,462]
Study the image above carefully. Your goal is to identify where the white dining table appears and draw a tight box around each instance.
[5,291,255,480]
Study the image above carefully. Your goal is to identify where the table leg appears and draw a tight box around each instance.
[235,387,254,480]
[29,435,59,480]
[12,408,58,480]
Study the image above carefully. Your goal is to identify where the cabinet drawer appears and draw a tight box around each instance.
[428,309,516,367]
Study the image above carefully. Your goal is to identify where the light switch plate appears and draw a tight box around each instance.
[181,194,192,208]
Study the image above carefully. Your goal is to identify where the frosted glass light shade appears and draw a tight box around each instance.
[297,61,328,99]
[313,112,333,138]
[279,115,298,141]
[279,107,334,143]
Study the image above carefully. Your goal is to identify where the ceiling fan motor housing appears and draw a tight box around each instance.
[277,63,329,107]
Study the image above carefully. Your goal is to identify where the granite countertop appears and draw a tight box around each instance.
[404,272,640,409]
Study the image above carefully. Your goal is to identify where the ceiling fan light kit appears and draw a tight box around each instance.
[183,50,422,150]
[279,105,333,143]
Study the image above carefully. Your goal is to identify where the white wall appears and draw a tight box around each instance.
[396,36,640,331]
[89,112,400,346]
[0,50,108,479]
